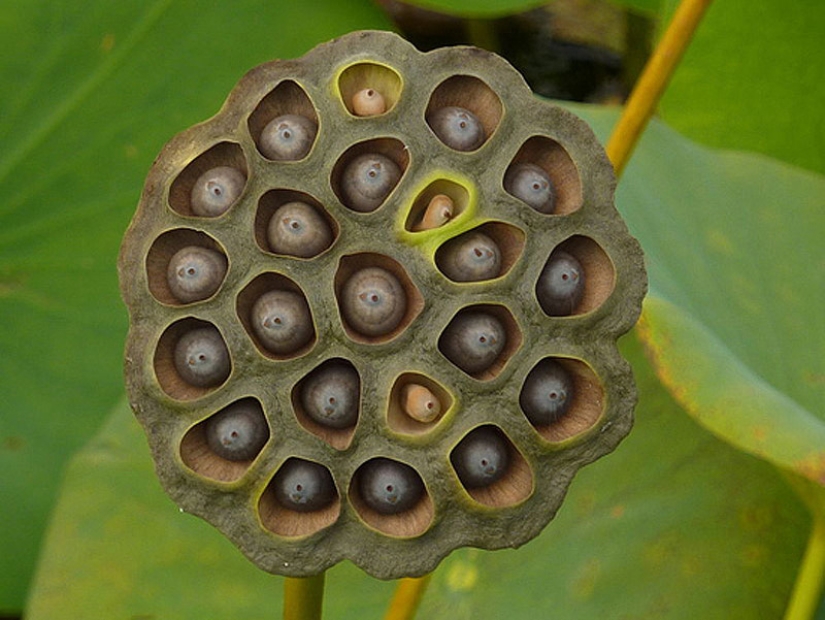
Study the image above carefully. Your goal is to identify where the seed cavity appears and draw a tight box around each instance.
[190,166,246,217]
[259,114,317,161]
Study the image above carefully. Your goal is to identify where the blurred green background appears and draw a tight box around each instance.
[1,0,823,617]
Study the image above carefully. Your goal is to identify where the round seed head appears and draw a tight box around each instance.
[251,290,314,355]
[173,326,231,388]
[352,88,387,116]
[205,401,269,461]
[438,232,501,282]
[340,153,402,212]
[451,426,510,489]
[401,383,442,423]
[267,201,333,258]
[428,106,485,151]
[340,267,406,337]
[190,166,246,217]
[413,194,454,231]
[259,114,317,161]
[273,459,336,513]
[166,246,227,303]
[301,362,360,429]
[504,163,555,214]
[536,250,585,316]
[440,312,506,375]
[358,458,424,515]
[519,359,574,425]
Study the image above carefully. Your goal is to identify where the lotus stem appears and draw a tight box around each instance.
[606,0,714,177]
[283,573,325,620]
[384,574,433,620]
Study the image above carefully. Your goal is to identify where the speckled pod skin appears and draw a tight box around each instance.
[118,30,646,580]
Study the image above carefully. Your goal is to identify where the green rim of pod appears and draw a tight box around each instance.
[118,30,647,579]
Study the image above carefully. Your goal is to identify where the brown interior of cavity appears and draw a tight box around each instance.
[145,229,228,305]
[404,179,469,232]
[330,138,409,211]
[291,359,359,451]
[349,463,434,538]
[153,318,231,401]
[386,372,453,435]
[168,142,247,217]
[338,62,402,116]
[248,80,319,156]
[549,235,616,316]
[529,357,604,443]
[425,75,503,146]
[441,304,523,381]
[453,426,534,508]
[258,461,341,538]
[506,136,582,215]
[435,221,526,281]
[254,189,339,257]
[333,252,424,344]
[179,398,269,482]
[235,272,316,360]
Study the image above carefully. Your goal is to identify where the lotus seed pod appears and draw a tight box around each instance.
[300,362,360,429]
[401,383,442,423]
[166,246,227,303]
[205,401,269,461]
[536,250,585,316]
[428,106,485,151]
[259,114,317,161]
[340,153,401,212]
[438,231,502,282]
[413,194,454,231]
[352,88,387,116]
[273,459,336,513]
[190,166,246,217]
[340,267,406,337]
[519,359,573,425]
[173,326,231,388]
[251,290,314,355]
[358,458,424,515]
[504,163,555,214]
[119,30,647,581]
[451,426,510,489]
[267,201,333,258]
[440,312,506,375]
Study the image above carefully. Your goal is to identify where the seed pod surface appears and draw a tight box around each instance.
[119,30,646,581]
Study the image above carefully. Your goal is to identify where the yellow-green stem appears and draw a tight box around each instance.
[783,517,825,620]
[606,0,713,177]
[384,574,433,620]
[284,573,326,620]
